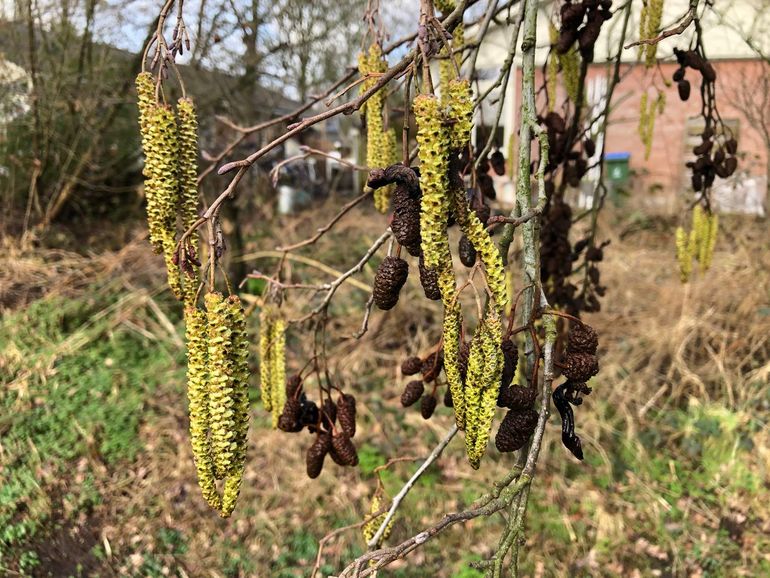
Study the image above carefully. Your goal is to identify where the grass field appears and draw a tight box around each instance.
[1,204,769,577]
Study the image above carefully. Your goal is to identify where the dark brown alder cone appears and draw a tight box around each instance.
[500,338,518,388]
[421,394,437,419]
[498,385,536,410]
[490,150,506,176]
[678,79,691,101]
[401,380,424,407]
[286,374,303,398]
[321,399,337,429]
[336,393,356,438]
[278,397,304,432]
[391,197,421,247]
[495,408,538,453]
[725,138,738,155]
[458,235,477,267]
[421,350,444,382]
[401,356,423,376]
[567,323,598,354]
[562,351,600,382]
[300,398,319,429]
[418,255,441,300]
[373,256,409,310]
[458,341,471,382]
[405,243,422,257]
[306,433,332,478]
[478,173,497,199]
[330,432,359,466]
[444,387,454,407]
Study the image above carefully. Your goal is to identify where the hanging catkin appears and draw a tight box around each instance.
[205,292,237,479]
[269,317,287,429]
[259,310,273,412]
[184,307,221,511]
[414,94,450,269]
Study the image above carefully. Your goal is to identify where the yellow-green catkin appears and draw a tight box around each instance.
[446,78,473,151]
[439,14,464,101]
[414,94,449,269]
[547,24,559,111]
[644,0,665,67]
[559,47,581,104]
[184,307,221,511]
[435,0,455,12]
[464,309,503,469]
[269,317,287,429]
[703,213,718,271]
[220,295,250,518]
[176,98,201,306]
[145,104,180,254]
[258,310,273,412]
[359,44,394,213]
[205,292,237,480]
[362,493,392,546]
[675,226,692,282]
[638,92,657,160]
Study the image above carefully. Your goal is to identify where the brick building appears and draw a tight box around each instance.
[471,0,769,216]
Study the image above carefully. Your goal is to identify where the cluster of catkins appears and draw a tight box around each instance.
[675,204,718,282]
[553,322,600,460]
[359,44,399,213]
[135,72,200,305]
[556,0,612,62]
[184,293,251,517]
[366,74,512,468]
[273,373,359,479]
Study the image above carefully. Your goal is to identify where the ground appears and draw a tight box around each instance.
[1,202,769,577]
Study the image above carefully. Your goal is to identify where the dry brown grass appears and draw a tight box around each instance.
[2,201,769,577]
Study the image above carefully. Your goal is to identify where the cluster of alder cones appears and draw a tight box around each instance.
[276,374,359,478]
[556,0,612,61]
[553,322,600,459]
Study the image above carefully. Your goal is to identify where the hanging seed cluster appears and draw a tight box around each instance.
[675,205,718,282]
[556,0,612,63]
[259,310,287,429]
[553,322,600,460]
[183,293,250,517]
[274,371,360,479]
[135,73,201,306]
[359,44,398,213]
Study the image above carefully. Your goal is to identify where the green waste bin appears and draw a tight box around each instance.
[604,152,630,205]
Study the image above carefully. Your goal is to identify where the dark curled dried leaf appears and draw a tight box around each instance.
[366,164,420,195]
[552,383,583,460]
